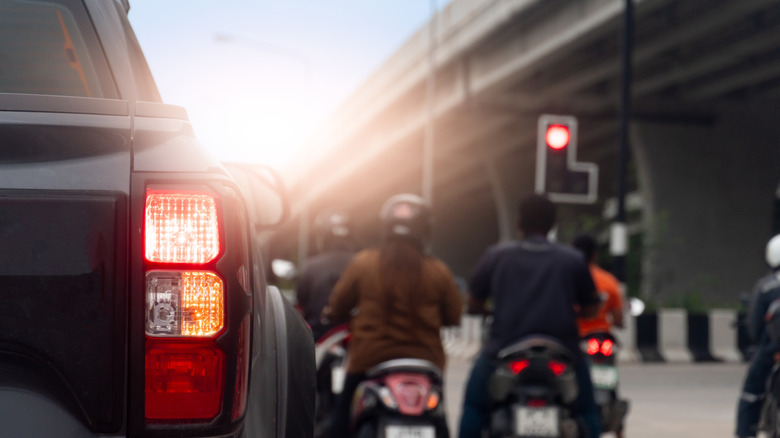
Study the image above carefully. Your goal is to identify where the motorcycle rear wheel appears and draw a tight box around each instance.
[355,421,377,438]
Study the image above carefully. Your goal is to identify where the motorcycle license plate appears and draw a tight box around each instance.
[385,425,435,438]
[331,367,346,394]
[514,406,559,437]
[590,365,618,390]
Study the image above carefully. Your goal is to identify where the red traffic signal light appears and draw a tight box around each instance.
[545,124,570,150]
[536,114,599,204]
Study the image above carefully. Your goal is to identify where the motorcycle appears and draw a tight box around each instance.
[314,324,351,437]
[581,332,629,435]
[351,358,446,438]
[487,336,581,438]
[759,299,780,437]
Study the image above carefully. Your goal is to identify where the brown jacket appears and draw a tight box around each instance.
[324,248,462,374]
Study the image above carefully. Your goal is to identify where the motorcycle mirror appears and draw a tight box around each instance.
[272,259,297,280]
[629,297,645,317]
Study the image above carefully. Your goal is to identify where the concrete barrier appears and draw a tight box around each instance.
[709,309,743,363]
[687,313,717,362]
[614,313,641,363]
[443,309,751,364]
[459,315,483,359]
[659,309,693,362]
[636,313,664,362]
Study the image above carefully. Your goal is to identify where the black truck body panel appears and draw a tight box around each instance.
[0,0,315,436]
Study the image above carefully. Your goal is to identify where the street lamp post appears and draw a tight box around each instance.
[612,0,633,283]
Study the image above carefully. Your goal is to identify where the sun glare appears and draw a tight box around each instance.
[174,46,318,171]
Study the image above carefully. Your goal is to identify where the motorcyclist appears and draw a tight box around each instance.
[296,208,355,341]
[572,233,624,336]
[321,193,462,438]
[572,233,625,438]
[735,234,780,438]
[458,194,601,438]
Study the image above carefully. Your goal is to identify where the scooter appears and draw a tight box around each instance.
[487,336,581,438]
[350,358,446,438]
[314,324,351,437]
[759,299,780,438]
[581,332,629,435]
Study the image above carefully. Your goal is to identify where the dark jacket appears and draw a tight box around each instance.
[748,271,780,345]
[325,247,462,373]
[296,249,354,340]
[470,235,599,357]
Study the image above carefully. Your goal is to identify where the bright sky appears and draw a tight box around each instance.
[127,1,443,170]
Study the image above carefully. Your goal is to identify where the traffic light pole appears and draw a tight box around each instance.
[612,0,633,283]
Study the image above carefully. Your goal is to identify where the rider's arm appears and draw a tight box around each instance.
[467,248,494,315]
[748,282,767,343]
[322,255,362,325]
[294,266,311,316]
[575,262,600,319]
[607,278,625,329]
[435,261,463,327]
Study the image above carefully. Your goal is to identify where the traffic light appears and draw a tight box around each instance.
[535,114,598,204]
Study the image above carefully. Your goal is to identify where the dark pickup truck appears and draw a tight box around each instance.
[0,1,315,437]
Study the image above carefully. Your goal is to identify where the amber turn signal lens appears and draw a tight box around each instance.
[426,392,439,410]
[146,271,224,337]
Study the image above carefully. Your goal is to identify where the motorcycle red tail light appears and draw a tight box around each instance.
[145,341,225,421]
[397,384,424,408]
[527,399,547,407]
[601,339,614,356]
[587,339,600,355]
[548,361,566,376]
[510,359,530,374]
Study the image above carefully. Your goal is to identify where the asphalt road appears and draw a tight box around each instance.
[444,356,748,438]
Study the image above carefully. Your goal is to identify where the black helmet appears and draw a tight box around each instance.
[379,194,432,248]
[313,208,352,252]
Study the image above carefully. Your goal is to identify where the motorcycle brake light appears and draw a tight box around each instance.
[397,384,424,408]
[527,399,547,407]
[510,359,530,374]
[145,191,220,264]
[548,361,566,376]
[601,339,614,356]
[587,339,600,355]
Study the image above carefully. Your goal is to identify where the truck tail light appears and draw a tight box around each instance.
[146,271,224,337]
[145,340,224,420]
[140,184,251,428]
[145,191,220,264]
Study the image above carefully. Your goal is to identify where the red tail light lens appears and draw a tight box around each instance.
[145,341,224,421]
[548,361,566,376]
[527,399,547,407]
[587,339,600,355]
[601,339,614,356]
[145,191,220,264]
[510,359,530,374]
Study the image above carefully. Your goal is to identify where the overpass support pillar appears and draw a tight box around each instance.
[631,104,780,304]
[483,156,516,243]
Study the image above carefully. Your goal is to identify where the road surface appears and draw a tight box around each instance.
[444,356,747,437]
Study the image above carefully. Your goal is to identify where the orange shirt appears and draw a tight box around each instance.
[577,264,623,336]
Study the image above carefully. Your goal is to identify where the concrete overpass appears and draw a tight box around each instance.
[275,0,780,305]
